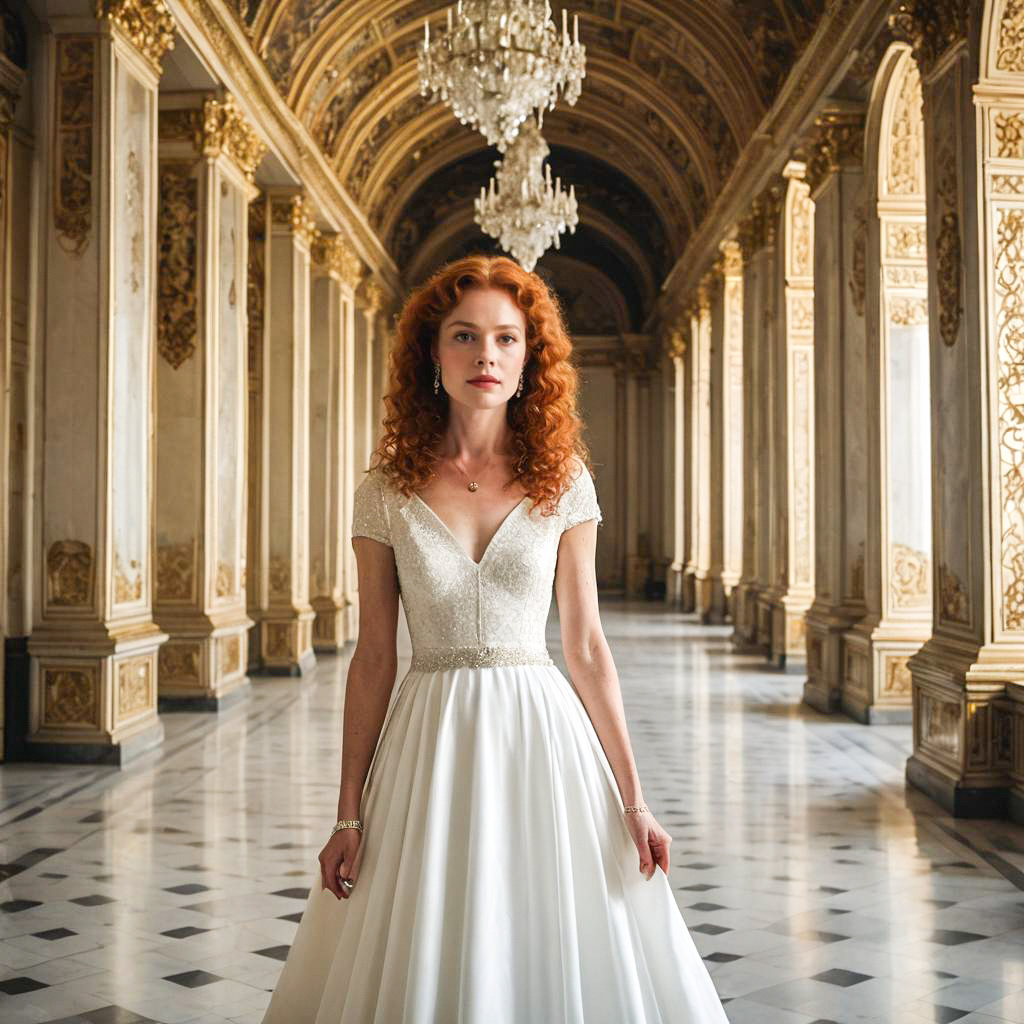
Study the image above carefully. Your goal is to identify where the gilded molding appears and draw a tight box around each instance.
[95,0,176,72]
[271,193,316,245]
[54,37,94,255]
[719,238,743,277]
[157,163,199,369]
[805,108,865,193]
[997,0,1024,71]
[312,231,363,288]
[358,276,384,314]
[888,0,969,77]
[47,540,93,606]
[202,93,266,181]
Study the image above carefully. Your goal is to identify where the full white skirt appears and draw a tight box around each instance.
[262,663,730,1024]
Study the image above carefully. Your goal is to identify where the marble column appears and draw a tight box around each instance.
[153,94,264,709]
[844,46,931,723]
[719,242,745,615]
[768,163,816,667]
[28,4,175,762]
[251,192,317,675]
[353,277,382,476]
[895,0,1022,819]
[681,304,700,612]
[665,324,687,607]
[754,187,783,656]
[803,105,869,715]
[308,233,362,651]
[0,41,24,760]
[622,335,652,596]
[695,271,725,622]
[338,260,362,642]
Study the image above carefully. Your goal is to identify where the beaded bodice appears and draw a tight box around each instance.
[351,459,603,671]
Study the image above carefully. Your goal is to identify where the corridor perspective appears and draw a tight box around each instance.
[0,604,1021,1024]
[4,0,1024,1020]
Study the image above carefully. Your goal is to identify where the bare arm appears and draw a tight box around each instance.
[336,535,401,822]
[553,519,643,808]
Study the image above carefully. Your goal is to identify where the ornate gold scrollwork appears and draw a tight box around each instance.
[157,164,199,369]
[54,38,94,255]
[997,0,1024,71]
[935,149,962,347]
[47,540,93,606]
[202,93,266,181]
[43,667,99,726]
[95,0,175,72]
[117,657,152,720]
[888,0,969,77]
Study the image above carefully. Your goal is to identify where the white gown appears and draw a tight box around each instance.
[262,460,729,1024]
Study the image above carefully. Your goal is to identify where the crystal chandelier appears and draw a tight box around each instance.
[474,116,578,271]
[418,0,586,151]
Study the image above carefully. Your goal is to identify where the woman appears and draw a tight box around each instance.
[262,255,729,1023]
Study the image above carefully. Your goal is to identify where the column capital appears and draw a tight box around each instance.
[95,0,176,73]
[202,94,266,183]
[719,238,743,278]
[805,104,866,193]
[888,0,970,78]
[357,276,384,314]
[311,231,363,288]
[270,192,316,246]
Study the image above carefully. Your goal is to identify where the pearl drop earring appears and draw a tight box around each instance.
[433,360,440,395]
[515,368,525,398]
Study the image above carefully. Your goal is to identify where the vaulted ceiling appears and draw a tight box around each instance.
[229,0,827,329]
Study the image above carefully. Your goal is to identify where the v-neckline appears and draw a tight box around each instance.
[413,492,529,568]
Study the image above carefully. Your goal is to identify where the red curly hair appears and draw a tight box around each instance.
[369,254,594,517]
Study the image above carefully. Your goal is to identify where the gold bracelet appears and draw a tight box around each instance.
[330,818,363,837]
[623,804,649,815]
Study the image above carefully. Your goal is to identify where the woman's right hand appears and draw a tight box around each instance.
[319,828,362,900]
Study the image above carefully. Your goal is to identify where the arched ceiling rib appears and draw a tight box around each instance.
[228,0,828,322]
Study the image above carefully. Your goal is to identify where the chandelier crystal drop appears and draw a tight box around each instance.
[418,0,586,151]
[474,116,578,272]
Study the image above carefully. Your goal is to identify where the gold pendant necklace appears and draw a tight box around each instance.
[450,453,493,492]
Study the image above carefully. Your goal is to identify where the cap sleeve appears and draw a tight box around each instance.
[561,460,603,533]
[351,469,392,548]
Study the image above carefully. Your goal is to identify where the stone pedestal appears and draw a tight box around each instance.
[803,105,869,715]
[27,11,176,762]
[153,94,263,710]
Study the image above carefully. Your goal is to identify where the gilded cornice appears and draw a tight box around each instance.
[95,0,176,72]
[311,230,363,289]
[888,0,970,77]
[203,93,267,181]
[271,193,316,245]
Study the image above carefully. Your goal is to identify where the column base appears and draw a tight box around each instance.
[23,716,165,766]
[840,616,927,725]
[769,590,812,668]
[755,588,775,654]
[906,753,1009,818]
[666,564,686,608]
[696,572,727,624]
[258,608,317,675]
[158,678,251,713]
[803,602,856,714]
[155,611,253,704]
[730,580,760,649]
[312,596,348,651]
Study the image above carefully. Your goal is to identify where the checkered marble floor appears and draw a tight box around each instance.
[1,601,1024,1023]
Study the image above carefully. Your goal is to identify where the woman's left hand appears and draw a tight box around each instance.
[624,807,671,880]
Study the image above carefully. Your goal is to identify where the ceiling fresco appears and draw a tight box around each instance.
[227,0,828,323]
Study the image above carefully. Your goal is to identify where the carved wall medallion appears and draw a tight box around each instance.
[95,0,176,72]
[47,539,93,606]
[994,205,1024,631]
[889,296,929,326]
[884,656,913,694]
[117,656,152,720]
[157,163,199,369]
[157,540,195,600]
[938,561,969,624]
[54,37,95,255]
[891,542,931,607]
[997,0,1024,71]
[43,667,99,727]
[158,641,200,683]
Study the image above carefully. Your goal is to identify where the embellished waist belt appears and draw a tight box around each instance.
[409,644,554,672]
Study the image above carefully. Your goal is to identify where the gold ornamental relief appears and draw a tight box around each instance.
[157,540,195,601]
[95,0,175,72]
[994,205,1024,631]
[997,0,1024,71]
[47,540,93,606]
[114,552,143,603]
[271,194,316,245]
[884,656,913,695]
[888,59,924,196]
[157,163,199,369]
[158,107,202,146]
[117,657,152,720]
[993,174,1024,195]
[358,277,384,315]
[995,112,1024,159]
[54,37,95,255]
[790,185,813,278]
[202,94,266,182]
[264,622,292,659]
[889,296,929,326]
[886,222,927,261]
[888,1,969,76]
[215,560,234,598]
[935,151,963,348]
[158,642,200,683]
[43,667,99,727]
[219,634,241,675]
[891,543,931,607]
